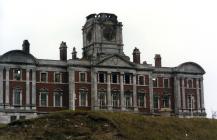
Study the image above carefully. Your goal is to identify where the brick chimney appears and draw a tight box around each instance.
[22,40,30,54]
[59,41,67,61]
[154,54,161,67]
[133,47,140,64]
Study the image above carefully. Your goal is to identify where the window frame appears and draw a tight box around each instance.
[111,91,120,108]
[79,89,88,107]
[163,78,169,88]
[79,72,86,82]
[111,72,119,84]
[138,75,144,85]
[39,89,48,107]
[98,72,107,83]
[40,72,48,83]
[98,90,107,109]
[54,72,62,83]
[13,69,22,81]
[53,90,63,107]
[13,87,22,106]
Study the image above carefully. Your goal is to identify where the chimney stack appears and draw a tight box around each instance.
[154,54,161,67]
[132,47,140,64]
[22,40,30,54]
[59,41,67,61]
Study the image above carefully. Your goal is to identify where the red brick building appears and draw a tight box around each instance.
[0,13,206,123]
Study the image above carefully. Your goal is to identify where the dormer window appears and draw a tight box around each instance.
[14,69,21,80]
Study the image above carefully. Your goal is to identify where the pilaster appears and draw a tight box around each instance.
[107,72,112,110]
[0,67,3,108]
[31,69,36,109]
[196,78,200,110]
[149,74,154,113]
[26,69,30,109]
[69,70,75,110]
[120,72,125,111]
[133,74,138,111]
[5,67,10,108]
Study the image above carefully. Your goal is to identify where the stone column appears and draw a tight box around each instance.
[133,74,138,111]
[26,69,30,109]
[0,67,3,108]
[5,67,10,108]
[120,72,125,111]
[107,72,112,110]
[149,74,154,113]
[200,78,205,109]
[91,69,98,110]
[182,78,186,110]
[32,69,36,109]
[196,78,200,110]
[69,70,75,110]
[174,76,181,114]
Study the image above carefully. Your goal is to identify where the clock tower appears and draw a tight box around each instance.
[82,13,124,59]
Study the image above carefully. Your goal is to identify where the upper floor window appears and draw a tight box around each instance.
[79,89,88,107]
[40,72,47,82]
[54,72,61,83]
[79,72,86,82]
[111,72,119,84]
[98,72,107,83]
[124,73,133,84]
[14,69,21,80]
[138,75,144,85]
[13,88,22,106]
[153,78,158,87]
[188,79,193,88]
[163,78,169,88]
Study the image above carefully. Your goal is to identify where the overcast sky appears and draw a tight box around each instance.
[0,0,217,118]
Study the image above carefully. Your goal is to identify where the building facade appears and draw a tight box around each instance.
[0,13,206,123]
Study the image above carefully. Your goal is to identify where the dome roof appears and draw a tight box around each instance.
[0,50,38,65]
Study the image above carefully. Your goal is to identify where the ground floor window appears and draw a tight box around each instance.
[154,95,160,109]
[124,92,133,108]
[39,89,48,107]
[10,116,17,122]
[162,95,170,108]
[112,92,120,108]
[187,95,195,109]
[98,91,107,108]
[137,93,146,108]
[13,88,22,106]
[53,91,63,107]
[79,89,88,107]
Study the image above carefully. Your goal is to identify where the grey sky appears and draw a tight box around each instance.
[1,0,217,117]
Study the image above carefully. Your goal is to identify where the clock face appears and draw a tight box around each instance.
[86,29,92,42]
[103,25,116,41]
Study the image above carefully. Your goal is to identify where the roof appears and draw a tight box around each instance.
[0,50,38,65]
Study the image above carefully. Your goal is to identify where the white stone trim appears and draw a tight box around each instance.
[79,71,87,82]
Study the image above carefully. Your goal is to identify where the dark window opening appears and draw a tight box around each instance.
[139,76,144,85]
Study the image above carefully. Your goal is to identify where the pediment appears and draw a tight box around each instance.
[96,55,135,68]
[176,62,205,74]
